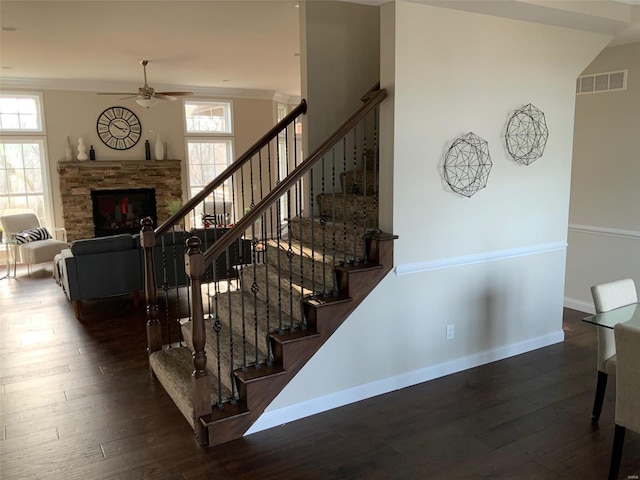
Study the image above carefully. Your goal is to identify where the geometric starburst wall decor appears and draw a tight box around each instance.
[505,103,549,165]
[443,132,492,198]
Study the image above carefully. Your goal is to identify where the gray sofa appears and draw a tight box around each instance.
[58,229,251,319]
[58,234,143,318]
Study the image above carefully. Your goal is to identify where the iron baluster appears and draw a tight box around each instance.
[362,115,368,264]
[342,137,347,266]
[264,146,273,365]
[226,247,237,406]
[331,148,337,297]
[213,316,223,408]
[352,126,358,265]
[160,235,171,347]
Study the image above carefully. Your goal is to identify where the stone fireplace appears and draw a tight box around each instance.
[58,159,182,241]
[91,188,157,237]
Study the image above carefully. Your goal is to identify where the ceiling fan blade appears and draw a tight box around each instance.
[153,93,178,101]
[97,92,137,96]
[157,91,193,97]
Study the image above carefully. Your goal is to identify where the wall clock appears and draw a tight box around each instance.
[96,106,142,150]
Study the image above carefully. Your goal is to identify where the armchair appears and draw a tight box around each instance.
[0,212,67,275]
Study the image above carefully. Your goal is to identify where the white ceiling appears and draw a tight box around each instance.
[1,0,639,99]
[0,1,302,98]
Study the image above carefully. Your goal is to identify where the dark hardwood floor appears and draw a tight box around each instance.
[1,264,639,479]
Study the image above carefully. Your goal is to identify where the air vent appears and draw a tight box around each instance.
[576,70,627,95]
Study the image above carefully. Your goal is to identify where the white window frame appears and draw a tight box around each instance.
[184,100,233,136]
[183,99,235,229]
[0,92,54,227]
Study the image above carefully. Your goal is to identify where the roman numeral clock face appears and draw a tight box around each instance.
[96,106,141,150]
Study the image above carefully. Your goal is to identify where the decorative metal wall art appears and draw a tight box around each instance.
[443,132,492,198]
[504,103,548,165]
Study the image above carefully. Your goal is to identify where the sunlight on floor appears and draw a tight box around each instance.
[20,329,55,346]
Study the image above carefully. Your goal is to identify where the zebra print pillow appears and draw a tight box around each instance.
[202,212,231,227]
[14,227,52,244]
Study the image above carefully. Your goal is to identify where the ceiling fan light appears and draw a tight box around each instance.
[136,97,159,108]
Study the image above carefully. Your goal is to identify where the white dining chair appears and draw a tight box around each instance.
[590,279,638,423]
[609,322,640,479]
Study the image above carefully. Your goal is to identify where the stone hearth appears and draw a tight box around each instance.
[58,160,182,241]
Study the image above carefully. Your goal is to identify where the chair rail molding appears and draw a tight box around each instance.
[568,224,640,241]
[395,241,567,276]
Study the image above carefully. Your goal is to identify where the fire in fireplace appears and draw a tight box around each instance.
[91,188,157,237]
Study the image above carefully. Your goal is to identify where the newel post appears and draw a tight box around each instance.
[141,217,161,356]
[185,236,211,444]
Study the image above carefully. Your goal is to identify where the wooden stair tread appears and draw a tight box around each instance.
[335,262,383,273]
[271,327,322,344]
[235,364,287,383]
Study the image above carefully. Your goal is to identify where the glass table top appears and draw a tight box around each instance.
[582,303,640,330]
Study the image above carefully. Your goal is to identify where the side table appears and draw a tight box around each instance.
[1,238,17,280]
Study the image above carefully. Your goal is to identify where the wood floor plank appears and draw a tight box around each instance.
[2,269,640,479]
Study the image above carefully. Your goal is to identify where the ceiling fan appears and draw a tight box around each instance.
[97,60,193,108]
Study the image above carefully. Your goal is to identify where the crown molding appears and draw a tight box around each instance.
[0,76,295,101]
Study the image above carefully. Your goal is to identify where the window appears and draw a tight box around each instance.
[0,94,43,132]
[185,100,232,134]
[184,100,234,225]
[0,93,52,225]
[276,104,304,224]
[186,138,234,201]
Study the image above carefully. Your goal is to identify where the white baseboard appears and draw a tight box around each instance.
[245,329,565,436]
[564,296,594,314]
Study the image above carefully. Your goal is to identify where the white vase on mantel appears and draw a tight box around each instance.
[154,133,164,161]
[77,137,88,161]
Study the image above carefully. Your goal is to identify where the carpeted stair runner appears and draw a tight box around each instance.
[149,346,231,428]
[180,313,269,395]
[150,162,380,435]
[289,217,368,260]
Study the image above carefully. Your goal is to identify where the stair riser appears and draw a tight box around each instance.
[264,243,336,293]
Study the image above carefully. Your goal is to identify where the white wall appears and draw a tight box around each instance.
[565,42,640,313]
[0,87,279,229]
[249,0,609,434]
[301,0,380,153]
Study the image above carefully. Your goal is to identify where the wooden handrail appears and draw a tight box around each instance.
[155,99,308,237]
[202,88,387,266]
[360,82,381,102]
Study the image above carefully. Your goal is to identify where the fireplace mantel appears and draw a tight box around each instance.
[58,159,182,241]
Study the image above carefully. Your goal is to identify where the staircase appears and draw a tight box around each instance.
[141,87,396,446]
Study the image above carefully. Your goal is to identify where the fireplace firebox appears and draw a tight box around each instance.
[91,188,157,237]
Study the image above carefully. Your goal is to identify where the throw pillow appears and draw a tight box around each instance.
[14,226,52,244]
[202,212,231,228]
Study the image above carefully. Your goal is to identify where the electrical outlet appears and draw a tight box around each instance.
[446,324,455,340]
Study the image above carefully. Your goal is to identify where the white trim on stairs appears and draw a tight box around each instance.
[245,329,564,436]
[394,241,567,276]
